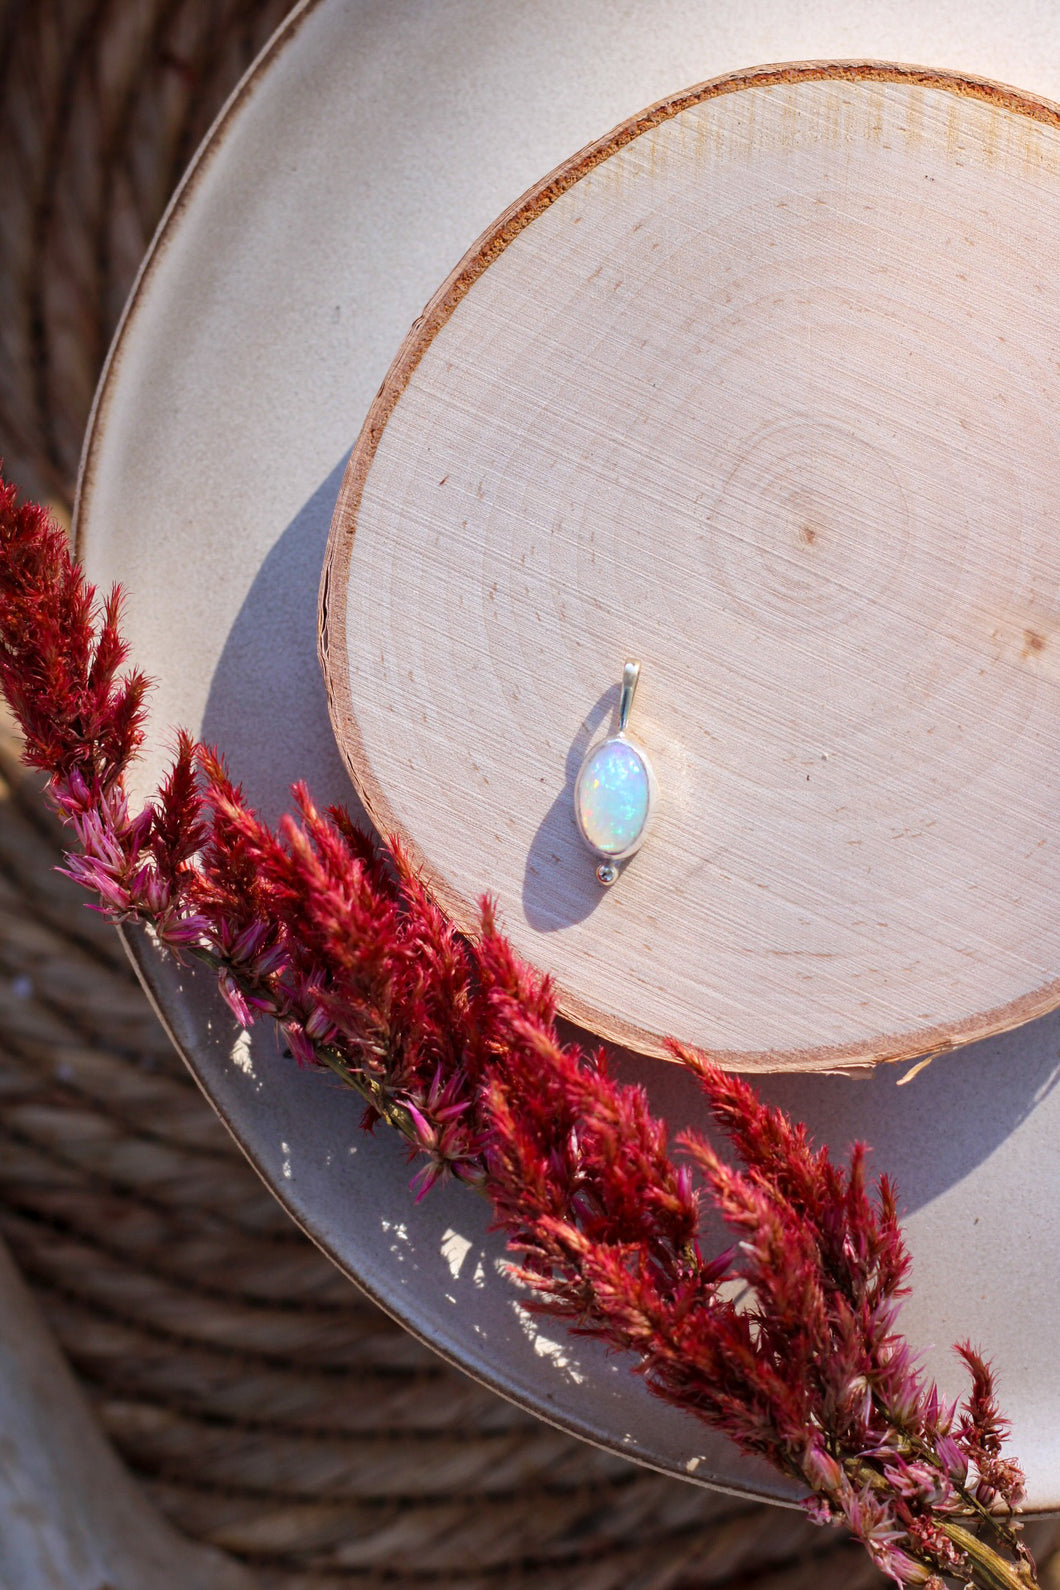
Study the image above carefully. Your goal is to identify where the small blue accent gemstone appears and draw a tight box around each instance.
[576,738,650,856]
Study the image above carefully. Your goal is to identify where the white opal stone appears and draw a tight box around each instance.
[575,736,652,858]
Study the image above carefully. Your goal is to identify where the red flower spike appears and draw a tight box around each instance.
[0,479,147,788]
[0,467,1038,1590]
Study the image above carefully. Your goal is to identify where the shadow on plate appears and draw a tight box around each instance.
[202,453,359,824]
[613,1016,1060,1219]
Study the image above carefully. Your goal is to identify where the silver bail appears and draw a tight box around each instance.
[618,659,640,734]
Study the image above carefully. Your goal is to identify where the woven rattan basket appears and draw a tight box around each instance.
[1,3,1058,1586]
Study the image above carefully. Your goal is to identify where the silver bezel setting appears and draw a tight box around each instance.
[574,662,656,883]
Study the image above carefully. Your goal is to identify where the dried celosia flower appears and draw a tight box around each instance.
[0,469,1038,1590]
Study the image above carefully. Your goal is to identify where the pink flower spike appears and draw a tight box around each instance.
[158,913,210,948]
[285,1026,316,1068]
[405,1100,437,1152]
[217,972,253,1026]
[303,1002,336,1042]
[410,1158,444,1202]
[803,1443,843,1495]
[802,1495,838,1527]
[74,865,131,911]
[934,1433,969,1486]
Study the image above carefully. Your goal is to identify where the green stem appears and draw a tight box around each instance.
[941,1521,1036,1590]
[313,1040,419,1140]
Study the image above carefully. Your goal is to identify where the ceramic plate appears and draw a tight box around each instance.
[76,0,1060,1507]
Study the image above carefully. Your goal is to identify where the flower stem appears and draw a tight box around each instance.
[942,1521,1036,1590]
[183,941,422,1144]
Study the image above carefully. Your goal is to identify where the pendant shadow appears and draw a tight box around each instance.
[521,683,623,931]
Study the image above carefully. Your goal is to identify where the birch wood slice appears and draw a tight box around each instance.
[321,62,1060,1070]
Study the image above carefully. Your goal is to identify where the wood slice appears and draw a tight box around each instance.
[321,61,1060,1070]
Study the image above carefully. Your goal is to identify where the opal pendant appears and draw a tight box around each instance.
[575,660,656,886]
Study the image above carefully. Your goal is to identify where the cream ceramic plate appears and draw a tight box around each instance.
[76,0,1060,1508]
